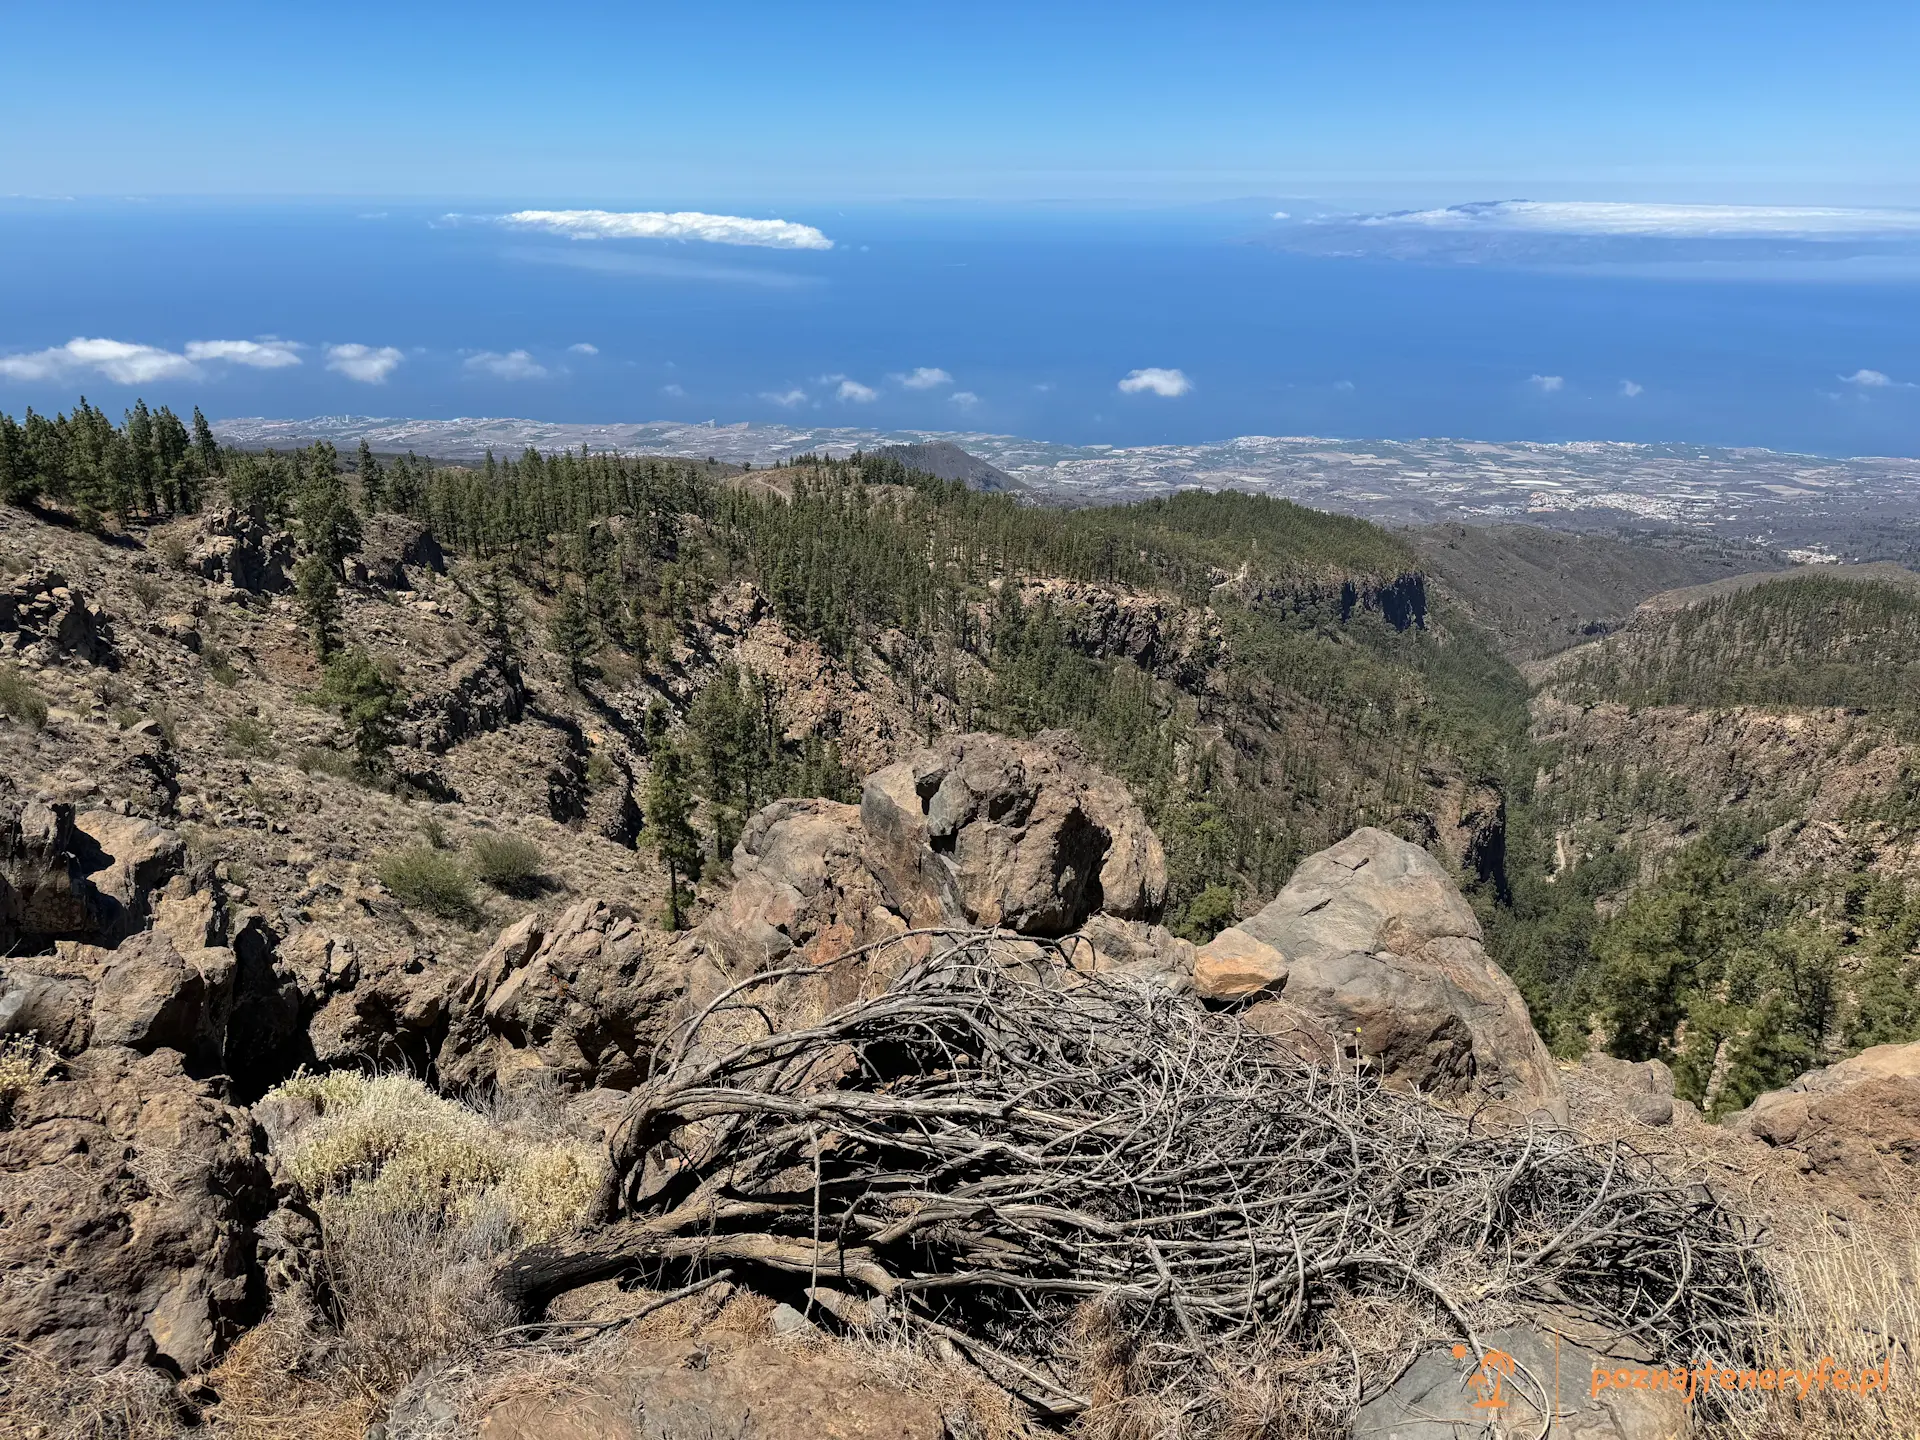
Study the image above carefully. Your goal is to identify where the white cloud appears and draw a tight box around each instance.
[568,342,599,355]
[661,383,685,397]
[184,338,303,369]
[1333,379,1355,392]
[1529,374,1565,393]
[761,388,808,408]
[1840,368,1913,388]
[465,349,549,381]
[325,343,405,384]
[0,336,197,384]
[1118,367,1192,398]
[1362,200,1920,238]
[1271,210,1290,220]
[836,379,878,403]
[504,208,833,250]
[949,391,980,410]
[896,366,952,390]
[1620,379,1643,397]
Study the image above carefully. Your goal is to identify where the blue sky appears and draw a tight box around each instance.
[6,1,1919,203]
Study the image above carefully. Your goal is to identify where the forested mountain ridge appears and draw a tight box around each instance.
[8,394,1920,1128]
[1505,565,1920,1114]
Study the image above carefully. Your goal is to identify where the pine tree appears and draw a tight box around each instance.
[297,444,361,569]
[547,590,597,688]
[474,562,521,658]
[645,737,702,929]
[356,438,387,513]
[295,556,343,659]
[190,407,221,480]
[314,647,400,770]
[0,414,30,506]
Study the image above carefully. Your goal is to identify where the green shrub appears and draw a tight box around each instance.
[468,832,546,896]
[378,845,478,921]
[584,749,617,788]
[155,533,189,571]
[224,714,276,757]
[127,575,162,611]
[0,666,48,731]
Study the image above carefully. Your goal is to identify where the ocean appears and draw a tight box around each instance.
[3,198,1918,458]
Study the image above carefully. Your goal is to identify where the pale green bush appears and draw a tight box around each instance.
[267,1071,601,1242]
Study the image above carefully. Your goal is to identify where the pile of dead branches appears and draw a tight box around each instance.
[498,931,1767,1420]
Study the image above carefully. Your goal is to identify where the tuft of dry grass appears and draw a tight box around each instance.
[0,1341,190,1440]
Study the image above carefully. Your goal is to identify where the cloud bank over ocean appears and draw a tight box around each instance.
[1271,199,1920,269]
[502,209,833,250]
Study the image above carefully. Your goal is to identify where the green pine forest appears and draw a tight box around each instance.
[7,396,1920,1114]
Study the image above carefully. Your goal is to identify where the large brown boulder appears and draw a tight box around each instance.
[280,926,449,1074]
[350,512,445,590]
[1195,827,1563,1118]
[0,1045,273,1374]
[865,730,1167,936]
[1724,1041,1920,1201]
[440,899,688,1092]
[0,785,96,951]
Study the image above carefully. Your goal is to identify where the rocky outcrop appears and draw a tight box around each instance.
[699,731,1169,984]
[1,784,95,952]
[1580,1052,1678,1126]
[874,730,1168,934]
[280,927,448,1075]
[1195,827,1563,1118]
[183,509,294,593]
[1724,1041,1920,1201]
[0,1045,274,1374]
[350,513,445,590]
[404,650,527,754]
[3,891,303,1095]
[1015,579,1224,687]
[441,900,688,1092]
[0,786,190,952]
[0,567,106,663]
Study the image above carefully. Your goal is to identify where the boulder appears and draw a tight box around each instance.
[283,927,449,1074]
[1353,1319,1688,1440]
[183,509,294,593]
[702,799,908,976]
[4,912,303,1093]
[88,929,234,1071]
[1724,1041,1920,1201]
[73,808,188,944]
[1195,827,1563,1118]
[440,899,688,1092]
[0,784,97,950]
[1071,912,1195,988]
[873,730,1167,935]
[461,1334,946,1440]
[0,1045,273,1374]
[1580,1052,1677,1127]
[0,568,105,663]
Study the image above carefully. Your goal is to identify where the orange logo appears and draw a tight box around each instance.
[1454,1344,1517,1410]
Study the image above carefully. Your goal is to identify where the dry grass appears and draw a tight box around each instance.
[1702,1209,1920,1439]
[0,1343,188,1440]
